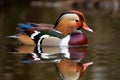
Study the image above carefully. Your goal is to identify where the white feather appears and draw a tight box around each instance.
[60,35,70,47]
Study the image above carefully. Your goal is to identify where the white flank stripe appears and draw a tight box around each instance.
[37,35,49,46]
[31,31,40,39]
[37,35,49,53]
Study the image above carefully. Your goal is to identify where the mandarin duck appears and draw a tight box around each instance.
[8,10,93,46]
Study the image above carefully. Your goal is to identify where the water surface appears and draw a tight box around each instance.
[0,1,120,80]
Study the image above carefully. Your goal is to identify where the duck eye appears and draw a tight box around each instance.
[75,20,79,22]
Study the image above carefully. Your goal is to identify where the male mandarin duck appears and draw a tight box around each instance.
[8,10,93,46]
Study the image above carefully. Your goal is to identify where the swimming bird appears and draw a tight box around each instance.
[9,10,93,46]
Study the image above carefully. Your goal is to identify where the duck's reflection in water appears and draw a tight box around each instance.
[12,45,87,62]
[56,58,93,80]
[7,45,93,80]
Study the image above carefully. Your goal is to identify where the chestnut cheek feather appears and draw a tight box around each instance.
[76,22,83,29]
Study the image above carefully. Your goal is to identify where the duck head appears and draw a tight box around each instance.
[54,10,93,35]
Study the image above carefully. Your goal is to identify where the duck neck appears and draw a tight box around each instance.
[55,25,76,35]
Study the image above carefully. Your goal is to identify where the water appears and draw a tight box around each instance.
[0,1,120,80]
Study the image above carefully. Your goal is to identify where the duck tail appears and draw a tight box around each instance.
[17,23,35,36]
[6,34,19,39]
[27,23,37,27]
[17,23,33,31]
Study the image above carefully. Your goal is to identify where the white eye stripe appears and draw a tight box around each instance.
[60,13,80,20]
[37,35,49,53]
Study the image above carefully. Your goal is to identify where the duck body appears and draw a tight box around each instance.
[17,24,87,46]
[39,30,88,47]
[8,10,93,46]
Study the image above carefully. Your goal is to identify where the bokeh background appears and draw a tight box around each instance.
[0,0,120,80]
